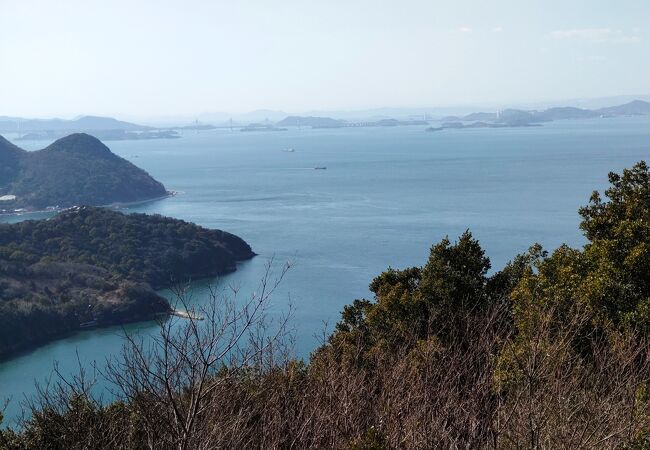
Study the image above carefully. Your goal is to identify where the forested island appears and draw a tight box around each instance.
[0,207,255,359]
[0,133,169,211]
[0,162,648,449]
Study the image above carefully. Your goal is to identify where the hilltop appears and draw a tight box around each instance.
[0,133,168,211]
[597,99,650,116]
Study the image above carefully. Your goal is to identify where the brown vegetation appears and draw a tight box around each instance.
[1,161,649,449]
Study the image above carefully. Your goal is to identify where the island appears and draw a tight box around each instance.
[432,100,650,130]
[0,133,170,212]
[240,123,288,132]
[0,115,151,134]
[15,129,180,141]
[0,115,186,141]
[426,121,541,132]
[276,116,346,128]
[275,115,429,128]
[0,206,255,359]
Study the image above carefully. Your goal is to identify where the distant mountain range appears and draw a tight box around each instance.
[439,100,650,125]
[276,116,346,128]
[276,116,428,129]
[0,115,150,133]
[187,95,650,124]
[0,133,168,210]
[598,100,650,116]
[4,99,650,138]
[0,115,183,141]
[15,129,180,142]
[275,100,650,130]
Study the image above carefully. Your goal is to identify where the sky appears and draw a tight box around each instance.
[1,0,649,119]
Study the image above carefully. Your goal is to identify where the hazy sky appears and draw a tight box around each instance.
[1,0,649,118]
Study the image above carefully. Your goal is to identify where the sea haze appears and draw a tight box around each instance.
[1,117,649,422]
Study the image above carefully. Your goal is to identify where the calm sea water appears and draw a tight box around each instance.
[1,118,649,423]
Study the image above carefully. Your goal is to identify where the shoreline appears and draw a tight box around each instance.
[170,309,205,321]
[0,255,252,363]
[0,190,179,218]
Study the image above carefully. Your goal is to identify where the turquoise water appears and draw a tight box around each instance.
[1,118,649,424]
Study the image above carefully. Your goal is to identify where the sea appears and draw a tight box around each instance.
[1,117,649,424]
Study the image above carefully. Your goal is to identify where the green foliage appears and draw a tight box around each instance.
[511,161,650,336]
[350,427,389,450]
[0,206,254,288]
[0,206,254,359]
[418,230,491,311]
[579,161,650,330]
[12,396,138,450]
[331,231,504,363]
[0,137,21,189]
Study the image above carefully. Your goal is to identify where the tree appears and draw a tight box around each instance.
[579,161,650,330]
[510,161,650,335]
[331,231,494,363]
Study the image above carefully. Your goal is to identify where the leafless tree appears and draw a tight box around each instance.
[101,258,292,450]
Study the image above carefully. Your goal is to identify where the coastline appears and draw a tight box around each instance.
[103,190,180,209]
[0,308,169,363]
[0,190,179,218]
[0,256,252,363]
